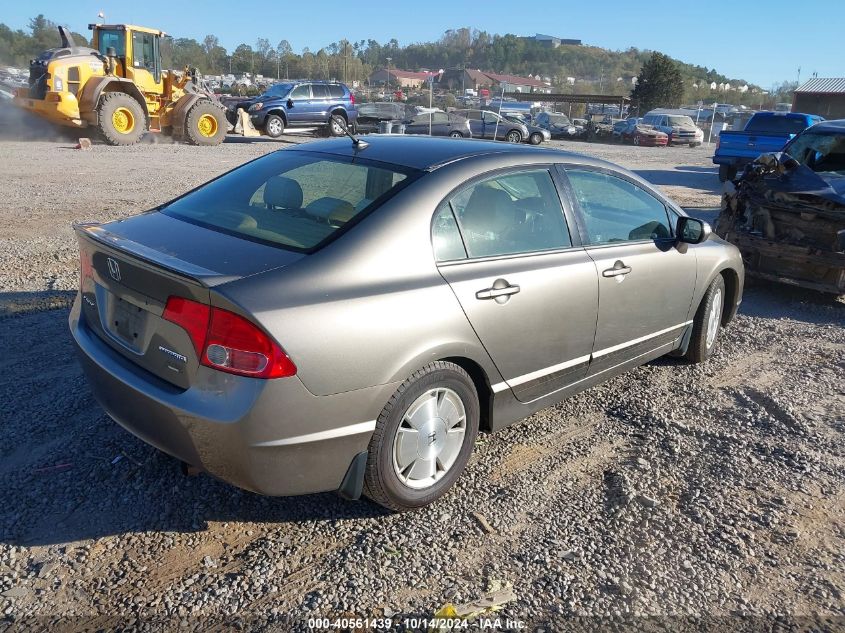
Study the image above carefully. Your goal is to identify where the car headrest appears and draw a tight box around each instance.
[461,186,516,235]
[264,176,303,209]
[306,197,356,225]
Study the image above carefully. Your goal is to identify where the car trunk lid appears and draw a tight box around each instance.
[75,214,304,388]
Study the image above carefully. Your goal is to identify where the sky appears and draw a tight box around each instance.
[3,0,842,88]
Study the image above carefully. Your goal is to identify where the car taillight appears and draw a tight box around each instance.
[350,92,355,106]
[162,296,296,379]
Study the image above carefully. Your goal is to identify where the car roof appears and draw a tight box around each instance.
[808,119,845,133]
[285,135,616,172]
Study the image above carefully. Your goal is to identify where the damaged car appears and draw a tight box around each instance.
[716,119,845,295]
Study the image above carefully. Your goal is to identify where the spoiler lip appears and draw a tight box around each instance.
[73,222,241,287]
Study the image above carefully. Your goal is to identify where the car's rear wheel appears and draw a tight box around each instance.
[363,361,479,512]
[685,275,726,364]
[264,114,285,138]
[529,132,543,145]
[633,135,640,146]
[329,114,347,137]
[505,129,522,143]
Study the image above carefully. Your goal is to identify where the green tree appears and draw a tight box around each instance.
[631,52,685,113]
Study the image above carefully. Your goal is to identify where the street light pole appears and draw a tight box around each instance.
[386,57,392,100]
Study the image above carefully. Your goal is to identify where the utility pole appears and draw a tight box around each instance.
[386,56,392,98]
[797,66,801,86]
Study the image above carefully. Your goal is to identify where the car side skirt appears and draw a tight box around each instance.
[487,336,683,433]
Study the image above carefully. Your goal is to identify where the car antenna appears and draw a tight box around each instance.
[341,121,368,150]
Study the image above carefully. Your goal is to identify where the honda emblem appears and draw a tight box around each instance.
[107,257,121,282]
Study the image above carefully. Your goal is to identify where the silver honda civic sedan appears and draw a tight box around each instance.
[70,136,744,511]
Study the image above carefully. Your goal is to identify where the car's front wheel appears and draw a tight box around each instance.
[685,275,726,363]
[529,132,544,145]
[364,362,479,512]
[505,130,522,143]
[264,114,285,138]
[449,130,463,138]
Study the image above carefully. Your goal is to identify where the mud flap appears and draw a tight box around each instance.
[337,451,368,500]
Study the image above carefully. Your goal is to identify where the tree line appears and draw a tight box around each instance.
[2,16,794,108]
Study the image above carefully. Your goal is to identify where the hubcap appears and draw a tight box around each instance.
[392,388,466,490]
[197,113,218,137]
[507,132,519,143]
[332,119,344,134]
[112,107,134,134]
[268,118,282,135]
[706,288,722,348]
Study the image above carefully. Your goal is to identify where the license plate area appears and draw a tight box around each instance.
[96,284,155,354]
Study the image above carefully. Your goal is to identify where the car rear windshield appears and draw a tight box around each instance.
[161,151,416,252]
[744,115,809,135]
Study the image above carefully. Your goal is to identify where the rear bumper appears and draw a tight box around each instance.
[70,297,394,496]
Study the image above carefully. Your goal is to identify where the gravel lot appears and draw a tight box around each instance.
[0,125,843,631]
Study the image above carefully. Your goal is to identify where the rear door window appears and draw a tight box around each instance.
[161,152,416,252]
[310,84,330,99]
[328,84,345,99]
[439,169,571,259]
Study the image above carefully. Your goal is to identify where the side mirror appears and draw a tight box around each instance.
[286,98,294,109]
[677,217,711,244]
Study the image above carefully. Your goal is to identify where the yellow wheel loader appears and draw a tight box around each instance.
[13,24,243,146]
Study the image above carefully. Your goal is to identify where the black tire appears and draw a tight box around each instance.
[329,113,347,137]
[449,130,463,138]
[529,132,543,145]
[685,275,726,364]
[183,100,227,146]
[96,92,146,146]
[505,129,522,143]
[633,135,640,146]
[718,164,737,182]
[264,114,285,138]
[363,361,479,512]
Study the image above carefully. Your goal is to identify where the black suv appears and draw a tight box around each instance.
[231,80,358,138]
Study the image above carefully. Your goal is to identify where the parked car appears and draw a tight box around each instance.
[452,109,528,143]
[402,111,472,137]
[616,119,669,146]
[712,111,825,181]
[229,80,358,138]
[501,114,550,145]
[717,120,845,295]
[70,136,743,512]
[534,112,583,139]
[641,111,705,147]
[611,119,631,141]
[355,102,409,133]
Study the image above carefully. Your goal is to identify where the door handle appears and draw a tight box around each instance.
[602,261,632,278]
[476,283,520,301]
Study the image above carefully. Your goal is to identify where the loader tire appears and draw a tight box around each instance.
[184,100,227,146]
[97,92,146,146]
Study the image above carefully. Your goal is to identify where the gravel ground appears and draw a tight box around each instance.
[0,126,843,631]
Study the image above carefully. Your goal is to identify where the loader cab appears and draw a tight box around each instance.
[91,24,164,92]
